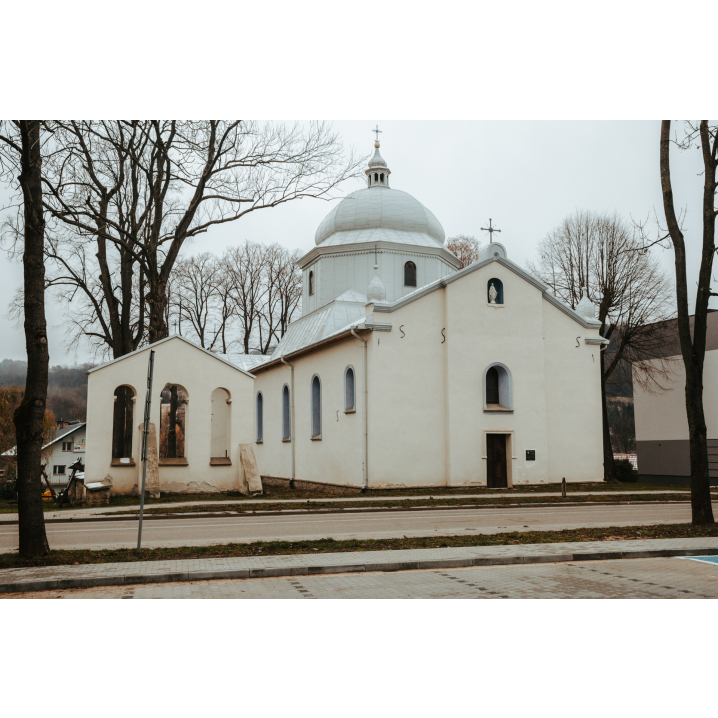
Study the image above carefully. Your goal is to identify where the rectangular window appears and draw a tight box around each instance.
[53,465,66,475]
[62,441,72,451]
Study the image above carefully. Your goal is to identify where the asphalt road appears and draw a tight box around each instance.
[0,502,708,553]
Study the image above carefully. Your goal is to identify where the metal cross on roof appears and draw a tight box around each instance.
[373,125,382,142]
[481,218,501,244]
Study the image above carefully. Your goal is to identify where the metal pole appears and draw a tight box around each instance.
[137,350,155,554]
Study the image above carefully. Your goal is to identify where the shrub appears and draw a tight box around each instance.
[615,459,638,483]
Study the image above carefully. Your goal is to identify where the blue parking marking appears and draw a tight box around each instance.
[677,556,718,566]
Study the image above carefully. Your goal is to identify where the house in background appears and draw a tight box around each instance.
[633,310,718,486]
[0,421,87,490]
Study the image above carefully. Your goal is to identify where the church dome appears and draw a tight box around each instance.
[314,186,446,248]
[314,140,446,249]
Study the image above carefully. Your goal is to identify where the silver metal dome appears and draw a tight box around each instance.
[314,186,446,248]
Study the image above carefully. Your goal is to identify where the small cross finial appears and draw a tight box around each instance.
[373,124,382,143]
[481,218,502,244]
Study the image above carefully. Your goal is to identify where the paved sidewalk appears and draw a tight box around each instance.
[11,557,718,599]
[2,536,718,594]
[0,489,692,524]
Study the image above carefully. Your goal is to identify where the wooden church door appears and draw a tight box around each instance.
[486,434,508,488]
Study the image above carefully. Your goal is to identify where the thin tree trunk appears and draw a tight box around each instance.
[659,120,714,524]
[13,120,50,558]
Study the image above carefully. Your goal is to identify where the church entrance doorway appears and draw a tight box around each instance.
[486,434,508,488]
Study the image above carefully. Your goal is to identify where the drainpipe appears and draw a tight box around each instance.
[280,356,296,489]
[351,328,368,493]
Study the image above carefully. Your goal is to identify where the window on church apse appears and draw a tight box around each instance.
[160,384,188,459]
[344,367,355,412]
[404,261,417,287]
[309,270,314,296]
[282,385,291,441]
[111,385,135,460]
[311,375,321,439]
[256,392,263,443]
[484,363,513,411]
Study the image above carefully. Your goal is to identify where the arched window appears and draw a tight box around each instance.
[309,270,314,296]
[404,261,417,287]
[210,387,231,461]
[374,172,378,182]
[111,385,135,460]
[256,392,263,443]
[380,173,384,183]
[282,384,291,441]
[311,375,321,439]
[344,366,355,412]
[487,278,504,304]
[483,363,513,410]
[160,384,188,459]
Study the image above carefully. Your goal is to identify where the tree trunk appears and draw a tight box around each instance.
[147,280,169,344]
[660,120,714,525]
[600,351,618,482]
[13,120,50,558]
[685,363,713,523]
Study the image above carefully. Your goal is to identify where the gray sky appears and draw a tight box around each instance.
[0,120,712,366]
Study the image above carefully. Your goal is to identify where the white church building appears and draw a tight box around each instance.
[84,138,607,494]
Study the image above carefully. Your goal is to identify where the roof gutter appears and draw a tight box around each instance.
[279,356,296,489]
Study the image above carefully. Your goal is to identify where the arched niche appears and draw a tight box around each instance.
[483,363,513,410]
[112,385,136,460]
[210,387,231,462]
[160,384,189,459]
[487,278,504,304]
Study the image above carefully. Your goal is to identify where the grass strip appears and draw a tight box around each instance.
[2,523,718,571]
[0,482,700,514]
[106,492,693,516]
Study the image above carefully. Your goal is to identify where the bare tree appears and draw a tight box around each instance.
[256,244,303,354]
[446,234,480,268]
[528,210,675,482]
[172,253,224,350]
[658,120,717,524]
[40,120,363,356]
[0,121,51,557]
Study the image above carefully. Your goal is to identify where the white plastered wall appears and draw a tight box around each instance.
[85,337,255,494]
[253,339,365,487]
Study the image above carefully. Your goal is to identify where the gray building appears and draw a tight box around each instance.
[633,311,718,486]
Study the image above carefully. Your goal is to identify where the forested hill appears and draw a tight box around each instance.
[0,359,93,421]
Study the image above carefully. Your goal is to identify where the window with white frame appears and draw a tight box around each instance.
[311,376,321,439]
[256,392,264,443]
[344,367,355,412]
[282,385,291,441]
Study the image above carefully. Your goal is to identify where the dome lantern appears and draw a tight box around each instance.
[365,127,391,188]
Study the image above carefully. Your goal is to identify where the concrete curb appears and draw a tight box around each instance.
[0,499,699,526]
[3,546,718,594]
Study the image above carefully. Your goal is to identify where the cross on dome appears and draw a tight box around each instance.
[373,124,382,145]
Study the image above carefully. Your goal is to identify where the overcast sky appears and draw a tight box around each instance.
[0,120,712,366]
